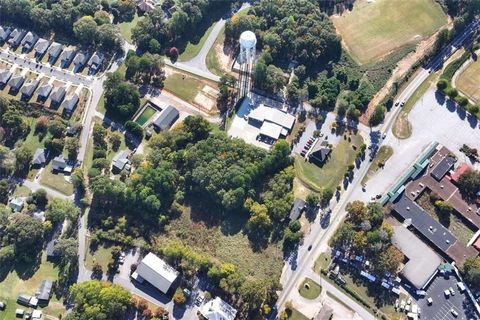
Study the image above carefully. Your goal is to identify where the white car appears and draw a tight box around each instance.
[444,289,451,297]
[449,287,455,296]
[427,297,433,305]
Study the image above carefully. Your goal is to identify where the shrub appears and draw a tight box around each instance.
[125,121,144,139]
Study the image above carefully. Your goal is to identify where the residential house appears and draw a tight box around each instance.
[47,42,63,64]
[199,297,237,320]
[37,83,53,102]
[31,148,47,167]
[0,69,12,87]
[289,198,306,221]
[20,79,40,100]
[61,93,79,116]
[21,31,39,52]
[9,197,24,212]
[137,0,157,12]
[8,29,26,48]
[36,280,53,305]
[133,252,179,294]
[31,310,43,320]
[7,74,25,93]
[51,156,68,172]
[152,105,179,131]
[34,38,50,58]
[111,150,131,173]
[0,26,12,43]
[72,52,88,72]
[87,52,104,74]
[16,294,37,308]
[59,48,75,68]
[50,86,66,107]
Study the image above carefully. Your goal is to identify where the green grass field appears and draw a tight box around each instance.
[287,309,309,320]
[314,252,332,274]
[206,26,226,76]
[331,0,446,64]
[85,244,113,272]
[456,59,480,104]
[40,163,74,196]
[362,145,393,184]
[178,23,216,62]
[164,73,203,103]
[295,133,363,192]
[298,278,322,300]
[117,13,143,43]
[0,253,65,320]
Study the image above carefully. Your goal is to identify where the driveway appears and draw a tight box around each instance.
[354,88,480,203]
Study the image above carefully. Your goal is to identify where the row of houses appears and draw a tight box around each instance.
[0,68,80,116]
[0,26,104,75]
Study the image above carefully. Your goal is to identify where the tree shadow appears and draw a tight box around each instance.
[435,90,446,105]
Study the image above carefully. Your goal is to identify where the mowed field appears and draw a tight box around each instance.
[331,0,447,64]
[456,59,480,103]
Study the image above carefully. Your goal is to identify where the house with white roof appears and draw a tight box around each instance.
[200,297,237,320]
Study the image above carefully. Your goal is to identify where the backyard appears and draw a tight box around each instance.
[39,163,74,196]
[294,132,363,192]
[456,58,480,104]
[331,0,446,64]
[0,253,65,320]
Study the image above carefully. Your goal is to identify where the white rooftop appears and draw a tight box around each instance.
[248,104,295,131]
[136,252,178,293]
[260,121,282,139]
[200,297,237,320]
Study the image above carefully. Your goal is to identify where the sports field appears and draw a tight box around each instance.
[331,0,447,64]
[456,59,480,103]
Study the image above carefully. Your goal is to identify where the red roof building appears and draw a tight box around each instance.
[474,236,480,252]
[450,163,470,183]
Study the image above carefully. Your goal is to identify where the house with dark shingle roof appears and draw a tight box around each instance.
[73,52,88,72]
[47,42,62,64]
[87,52,104,74]
[31,148,46,167]
[37,83,53,102]
[7,75,25,93]
[34,38,50,58]
[21,32,38,52]
[20,79,39,100]
[59,48,75,68]
[0,69,12,86]
[0,26,12,43]
[50,86,66,107]
[8,29,26,48]
[308,139,331,165]
[61,93,79,116]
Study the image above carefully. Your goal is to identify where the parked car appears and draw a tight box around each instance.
[451,309,458,317]
[300,150,306,157]
[449,287,455,296]
[444,289,450,298]
[427,297,433,305]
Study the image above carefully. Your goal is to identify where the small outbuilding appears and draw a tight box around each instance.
[9,197,24,212]
[36,280,53,305]
[289,198,306,221]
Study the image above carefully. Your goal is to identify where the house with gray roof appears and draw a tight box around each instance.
[61,93,79,116]
[0,26,12,43]
[73,52,88,72]
[52,156,67,172]
[0,69,12,86]
[47,42,62,64]
[8,29,26,48]
[111,150,131,173]
[34,38,50,58]
[152,105,179,131]
[9,197,24,212]
[21,32,39,52]
[37,83,53,102]
[36,280,53,305]
[20,79,39,100]
[31,148,46,167]
[60,48,75,68]
[87,52,104,74]
[50,86,66,107]
[7,75,25,93]
[307,139,331,165]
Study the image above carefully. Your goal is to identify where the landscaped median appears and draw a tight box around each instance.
[298,278,322,300]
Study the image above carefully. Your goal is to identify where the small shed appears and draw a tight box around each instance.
[9,197,24,212]
[289,198,306,220]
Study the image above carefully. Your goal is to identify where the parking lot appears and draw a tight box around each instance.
[417,274,478,320]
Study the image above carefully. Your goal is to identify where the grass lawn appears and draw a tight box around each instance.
[314,252,332,274]
[21,119,49,151]
[298,278,322,300]
[153,207,284,283]
[178,23,216,62]
[96,93,106,114]
[331,0,446,64]
[117,13,143,43]
[0,253,65,320]
[295,132,363,192]
[206,26,226,76]
[456,58,480,104]
[287,309,309,320]
[362,145,393,184]
[164,73,203,104]
[40,163,74,196]
[13,185,31,197]
[85,244,113,272]
[416,192,475,245]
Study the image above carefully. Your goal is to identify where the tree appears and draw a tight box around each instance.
[457,170,480,199]
[306,192,319,208]
[73,15,99,45]
[104,81,141,119]
[366,202,384,228]
[7,214,44,261]
[149,38,161,54]
[94,10,111,25]
[376,245,404,274]
[46,198,80,223]
[65,137,80,160]
[369,105,386,126]
[0,145,15,176]
[69,280,131,319]
[169,47,179,60]
[183,116,211,142]
[53,237,78,264]
[113,0,136,22]
[15,145,33,175]
[35,115,49,133]
[45,138,65,156]
[320,188,334,207]
[462,256,480,288]
[0,179,9,204]
[437,79,448,90]
[32,188,48,208]
[247,202,273,238]
[48,119,67,138]
[346,201,367,225]
[173,287,186,305]
[125,121,144,139]
[0,245,15,266]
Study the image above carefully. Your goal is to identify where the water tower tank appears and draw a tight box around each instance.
[239,31,257,64]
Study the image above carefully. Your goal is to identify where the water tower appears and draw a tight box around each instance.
[239,31,257,65]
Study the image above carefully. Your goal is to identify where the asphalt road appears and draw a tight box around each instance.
[274,18,480,319]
